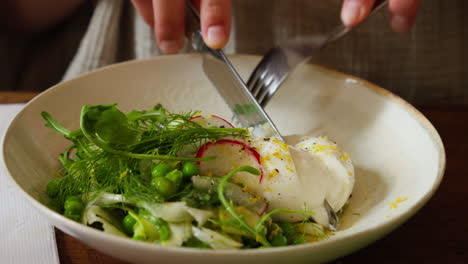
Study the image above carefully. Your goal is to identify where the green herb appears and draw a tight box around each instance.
[43,104,249,205]
[217,166,271,247]
[254,208,314,232]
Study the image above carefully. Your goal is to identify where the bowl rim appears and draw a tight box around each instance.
[1,54,446,256]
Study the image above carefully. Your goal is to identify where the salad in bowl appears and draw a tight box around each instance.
[42,103,354,249]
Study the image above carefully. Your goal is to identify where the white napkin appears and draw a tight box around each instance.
[0,104,59,264]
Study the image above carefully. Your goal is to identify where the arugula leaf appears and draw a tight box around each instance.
[126,104,167,122]
[41,111,72,137]
[80,105,214,161]
[81,104,141,150]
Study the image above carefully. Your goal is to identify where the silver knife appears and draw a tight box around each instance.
[186,4,282,139]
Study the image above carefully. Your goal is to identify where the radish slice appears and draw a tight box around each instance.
[177,115,233,157]
[192,176,268,215]
[189,115,235,128]
[195,139,263,184]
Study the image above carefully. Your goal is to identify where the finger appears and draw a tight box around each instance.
[131,0,154,27]
[152,0,186,54]
[200,0,231,49]
[389,0,421,32]
[341,0,376,27]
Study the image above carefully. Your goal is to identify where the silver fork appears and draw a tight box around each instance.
[247,0,388,108]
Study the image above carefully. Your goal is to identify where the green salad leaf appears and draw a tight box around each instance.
[81,104,141,150]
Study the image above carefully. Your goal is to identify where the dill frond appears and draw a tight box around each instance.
[44,104,249,206]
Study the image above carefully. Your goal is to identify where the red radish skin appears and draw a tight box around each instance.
[67,148,76,159]
[258,203,268,216]
[177,115,234,157]
[195,139,264,183]
[189,115,235,128]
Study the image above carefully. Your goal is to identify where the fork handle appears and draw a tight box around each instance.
[284,0,388,61]
[328,0,388,43]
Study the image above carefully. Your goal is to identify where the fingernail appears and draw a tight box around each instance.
[342,1,366,26]
[391,15,411,33]
[206,25,226,49]
[159,38,184,54]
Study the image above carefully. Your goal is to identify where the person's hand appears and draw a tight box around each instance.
[341,0,422,32]
[131,0,231,54]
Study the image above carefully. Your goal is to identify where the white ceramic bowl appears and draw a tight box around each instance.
[2,54,445,264]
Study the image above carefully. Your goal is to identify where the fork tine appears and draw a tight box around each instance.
[248,68,268,97]
[246,63,263,90]
[259,84,277,108]
[255,74,275,105]
[247,48,278,93]
[246,66,261,91]
[247,72,261,96]
[260,73,291,108]
[252,71,269,97]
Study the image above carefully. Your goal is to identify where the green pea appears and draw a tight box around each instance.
[278,222,296,238]
[292,235,306,245]
[182,162,200,178]
[155,218,171,241]
[165,169,183,185]
[64,201,84,214]
[65,195,82,203]
[64,210,81,222]
[151,163,172,178]
[271,234,288,247]
[46,180,59,197]
[133,235,145,241]
[159,226,171,241]
[64,196,84,214]
[151,177,177,197]
[123,214,137,236]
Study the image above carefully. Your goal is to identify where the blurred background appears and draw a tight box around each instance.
[1,0,466,105]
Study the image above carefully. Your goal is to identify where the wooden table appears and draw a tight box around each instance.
[3,92,468,263]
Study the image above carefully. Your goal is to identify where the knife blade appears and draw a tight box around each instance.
[186,4,282,139]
